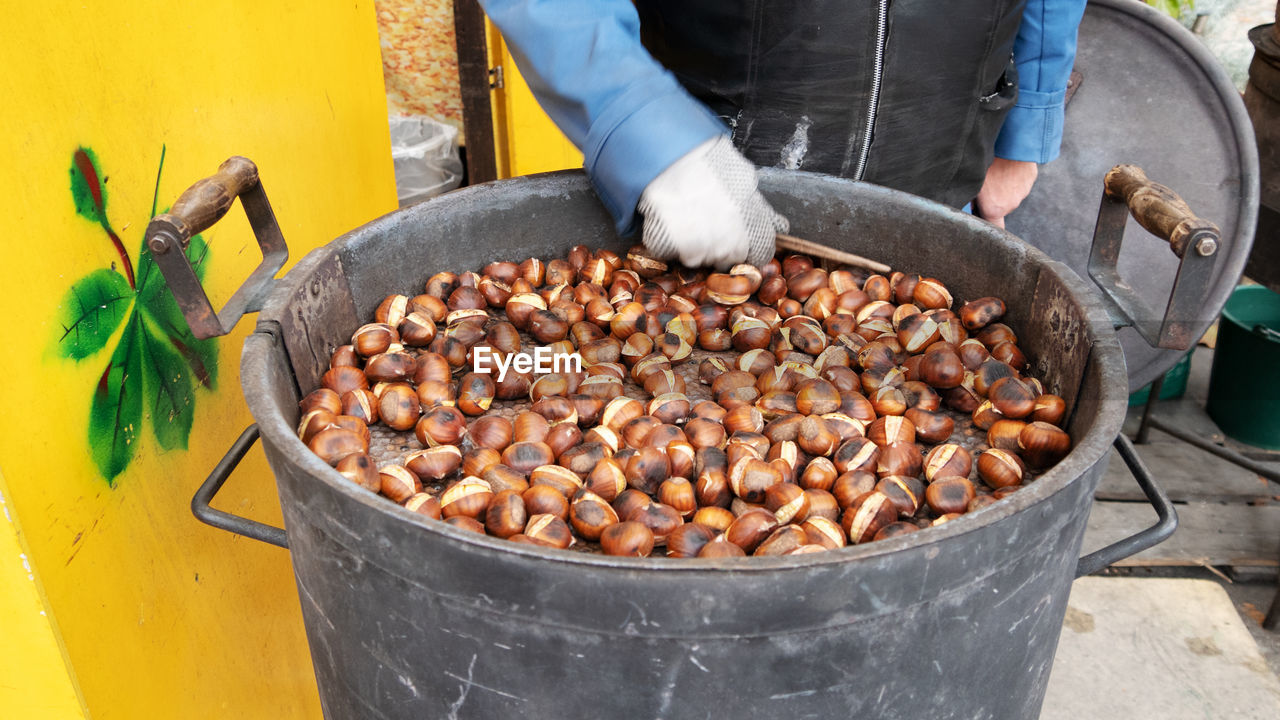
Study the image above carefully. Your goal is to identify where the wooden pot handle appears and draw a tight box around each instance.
[1103,164,1220,258]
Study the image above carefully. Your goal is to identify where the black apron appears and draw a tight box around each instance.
[636,0,1027,209]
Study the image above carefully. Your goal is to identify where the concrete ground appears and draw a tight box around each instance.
[1038,347,1280,717]
[1043,577,1280,719]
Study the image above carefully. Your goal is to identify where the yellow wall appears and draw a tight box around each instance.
[0,472,87,719]
[0,2,397,718]
[486,26,584,178]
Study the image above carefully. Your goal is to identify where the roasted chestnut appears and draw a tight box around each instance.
[991,340,1028,371]
[531,396,577,426]
[832,437,880,475]
[322,366,369,396]
[876,475,925,517]
[912,278,953,310]
[697,535,748,558]
[959,296,1006,330]
[705,272,758,305]
[977,448,1025,489]
[724,508,780,553]
[876,441,923,478]
[625,446,670,495]
[872,522,920,542]
[522,483,570,521]
[625,501,683,545]
[795,378,840,416]
[439,477,494,519]
[415,406,467,447]
[764,482,810,524]
[569,489,620,541]
[986,419,1028,453]
[866,415,916,447]
[405,445,463,481]
[1032,393,1067,426]
[657,478,698,519]
[378,464,422,503]
[484,490,529,538]
[462,448,502,478]
[468,415,514,452]
[600,521,655,557]
[308,426,367,465]
[801,516,847,549]
[501,441,557,476]
[729,457,782,503]
[730,316,772,352]
[841,491,897,544]
[925,477,976,515]
[803,488,841,521]
[831,470,877,510]
[920,346,965,389]
[336,452,380,493]
[599,396,645,432]
[522,514,574,549]
[482,465,530,496]
[923,443,972,481]
[797,416,840,457]
[404,493,443,520]
[904,408,953,445]
[352,323,398,358]
[530,464,585,498]
[987,376,1036,419]
[1018,421,1071,468]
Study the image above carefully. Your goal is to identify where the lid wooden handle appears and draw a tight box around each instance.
[153,156,260,243]
[1103,164,1220,258]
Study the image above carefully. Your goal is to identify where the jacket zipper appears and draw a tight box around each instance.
[853,0,889,180]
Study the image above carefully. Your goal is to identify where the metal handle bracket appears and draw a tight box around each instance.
[145,157,288,339]
[192,424,289,549]
[1087,164,1221,350]
[1075,435,1177,576]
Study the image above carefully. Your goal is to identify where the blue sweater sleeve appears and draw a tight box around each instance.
[477,0,728,236]
[994,0,1088,164]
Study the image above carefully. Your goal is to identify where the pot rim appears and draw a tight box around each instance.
[244,170,1129,574]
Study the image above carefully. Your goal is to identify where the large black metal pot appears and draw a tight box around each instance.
[159,167,1182,718]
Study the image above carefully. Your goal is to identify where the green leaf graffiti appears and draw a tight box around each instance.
[70,147,108,226]
[55,269,133,359]
[89,313,143,480]
[56,147,220,484]
[139,313,196,451]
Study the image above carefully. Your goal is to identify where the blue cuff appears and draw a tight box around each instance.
[994,87,1067,164]
[584,83,727,237]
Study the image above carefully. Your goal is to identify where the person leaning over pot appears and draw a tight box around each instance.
[476,0,1086,269]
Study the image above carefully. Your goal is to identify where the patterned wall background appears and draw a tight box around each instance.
[376,0,467,143]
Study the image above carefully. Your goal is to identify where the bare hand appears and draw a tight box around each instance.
[974,158,1038,229]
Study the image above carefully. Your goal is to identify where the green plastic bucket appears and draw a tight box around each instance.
[1128,351,1193,407]
[1206,285,1280,450]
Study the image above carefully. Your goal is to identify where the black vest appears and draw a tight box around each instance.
[636,0,1027,209]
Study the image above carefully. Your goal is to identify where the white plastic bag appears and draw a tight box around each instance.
[388,115,463,206]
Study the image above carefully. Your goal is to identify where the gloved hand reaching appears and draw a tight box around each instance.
[637,135,788,269]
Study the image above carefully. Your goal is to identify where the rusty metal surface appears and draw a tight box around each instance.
[1007,0,1258,390]
[146,173,289,340]
[1246,22,1280,292]
[266,251,360,398]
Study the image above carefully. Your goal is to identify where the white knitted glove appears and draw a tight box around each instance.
[637,135,788,269]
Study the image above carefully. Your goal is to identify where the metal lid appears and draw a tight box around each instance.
[1007,0,1258,391]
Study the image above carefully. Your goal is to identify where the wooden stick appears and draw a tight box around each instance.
[776,233,891,274]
